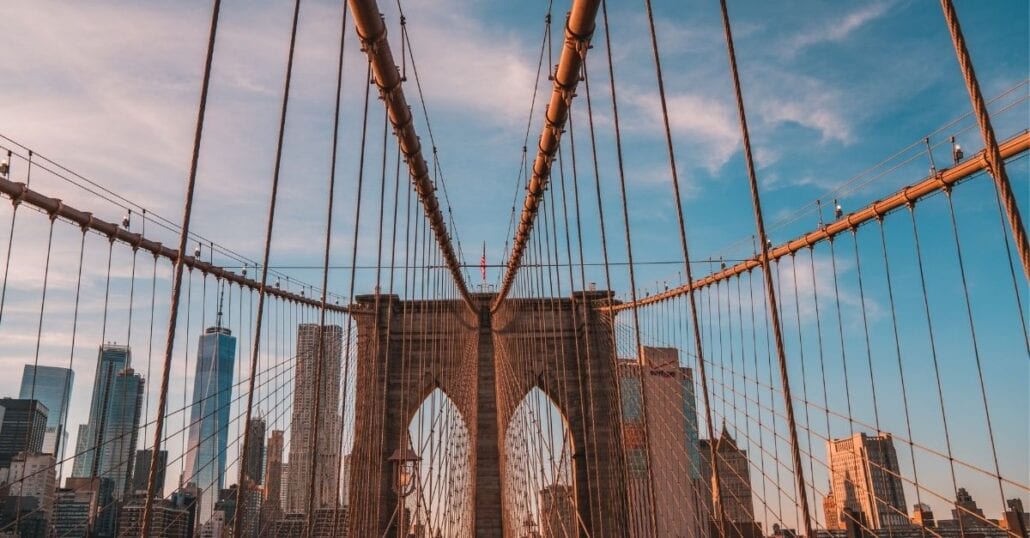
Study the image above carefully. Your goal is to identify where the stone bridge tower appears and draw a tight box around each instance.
[348,291,628,537]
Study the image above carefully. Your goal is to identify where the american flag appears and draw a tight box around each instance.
[480,242,487,282]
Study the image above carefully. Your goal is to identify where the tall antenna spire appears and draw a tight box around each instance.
[216,283,225,329]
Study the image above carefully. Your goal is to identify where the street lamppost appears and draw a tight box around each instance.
[389,447,420,537]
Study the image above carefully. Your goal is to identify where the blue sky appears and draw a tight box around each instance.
[0,0,1027,527]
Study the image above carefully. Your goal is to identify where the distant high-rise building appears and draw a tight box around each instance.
[824,490,840,529]
[72,345,130,479]
[539,483,575,538]
[52,483,98,537]
[1002,498,1029,537]
[0,451,58,537]
[18,365,73,465]
[71,344,145,500]
[118,493,190,538]
[182,319,237,526]
[5,452,57,512]
[71,359,144,507]
[826,432,908,530]
[699,425,762,538]
[951,487,987,529]
[261,430,285,534]
[264,430,285,510]
[618,346,701,537]
[0,398,48,468]
[170,484,200,538]
[62,476,115,537]
[286,324,344,513]
[132,448,168,496]
[245,417,266,485]
[198,508,225,538]
[215,483,261,536]
[911,502,936,528]
[0,494,48,538]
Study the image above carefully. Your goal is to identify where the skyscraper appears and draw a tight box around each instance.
[911,502,935,528]
[826,432,908,530]
[71,344,130,480]
[0,398,48,468]
[286,324,343,513]
[951,487,987,530]
[264,430,284,511]
[18,365,73,465]
[699,425,762,538]
[182,317,237,526]
[131,448,167,496]
[618,346,701,537]
[100,369,145,501]
[70,346,145,521]
[52,482,100,537]
[3,453,57,538]
[5,452,57,519]
[244,416,266,485]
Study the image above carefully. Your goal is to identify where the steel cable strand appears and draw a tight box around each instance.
[944,189,1010,517]
[938,0,1030,282]
[373,105,397,538]
[537,186,575,535]
[848,228,898,538]
[232,0,301,532]
[141,0,222,532]
[547,142,597,534]
[786,254,819,525]
[875,218,930,536]
[13,213,56,534]
[0,149,27,329]
[579,50,635,533]
[89,238,116,483]
[141,232,160,453]
[561,105,608,534]
[597,1,660,530]
[305,1,347,525]
[718,3,814,530]
[299,0,347,513]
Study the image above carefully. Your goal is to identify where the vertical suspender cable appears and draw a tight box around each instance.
[234,0,302,534]
[938,0,1030,282]
[640,0,727,533]
[716,1,813,536]
[306,0,348,533]
[598,0,660,531]
[141,0,221,533]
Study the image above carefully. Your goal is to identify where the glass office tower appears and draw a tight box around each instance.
[19,365,74,464]
[182,321,236,526]
[71,345,130,481]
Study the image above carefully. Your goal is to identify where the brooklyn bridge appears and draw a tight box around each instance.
[0,0,1026,536]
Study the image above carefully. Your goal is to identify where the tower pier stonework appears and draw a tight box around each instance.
[348,292,628,537]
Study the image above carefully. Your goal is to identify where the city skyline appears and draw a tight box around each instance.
[0,0,1026,536]
[0,339,1024,534]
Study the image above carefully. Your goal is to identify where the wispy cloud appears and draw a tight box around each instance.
[786,2,892,54]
